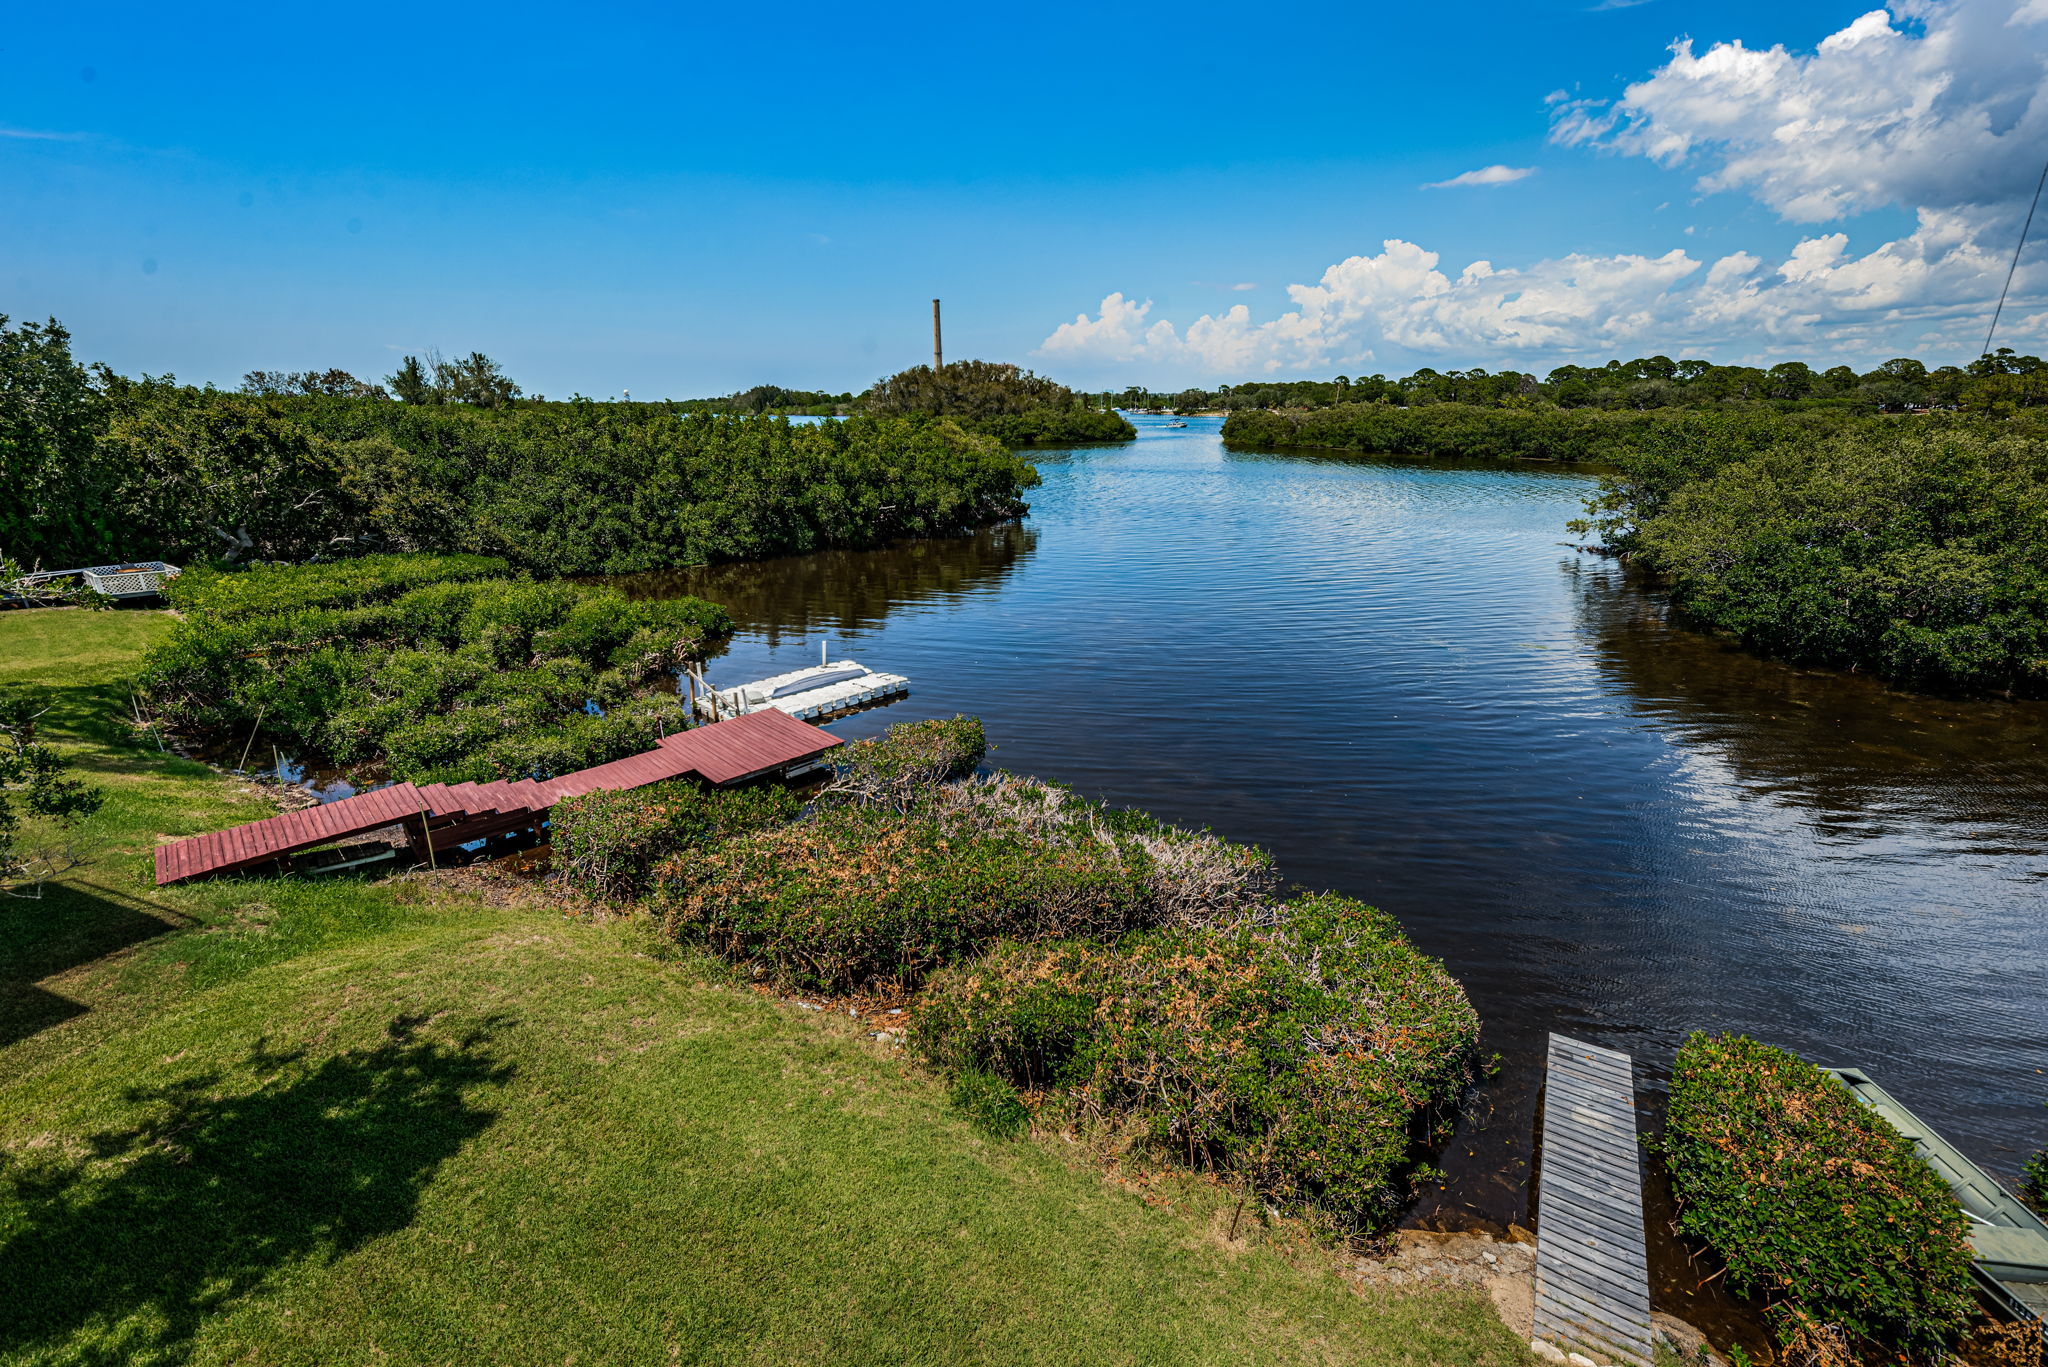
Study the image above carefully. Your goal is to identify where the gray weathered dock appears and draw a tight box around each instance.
[1532,1033,1654,1367]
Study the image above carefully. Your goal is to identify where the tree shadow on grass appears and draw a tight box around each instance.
[0,881,198,1049]
[0,1011,515,1366]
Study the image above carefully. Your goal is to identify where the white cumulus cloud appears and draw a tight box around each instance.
[1551,0,2048,226]
[1041,0,2048,376]
[1423,164,1538,189]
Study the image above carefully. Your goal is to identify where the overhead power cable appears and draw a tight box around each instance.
[1983,149,2048,358]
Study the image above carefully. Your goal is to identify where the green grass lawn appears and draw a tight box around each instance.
[0,607,1532,1367]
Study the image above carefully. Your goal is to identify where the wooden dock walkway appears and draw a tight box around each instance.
[1532,1034,1654,1367]
[154,709,841,886]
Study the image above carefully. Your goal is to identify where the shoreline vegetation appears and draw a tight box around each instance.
[518,714,1485,1233]
[1221,401,1863,463]
[1665,1034,1981,1363]
[0,608,1533,1366]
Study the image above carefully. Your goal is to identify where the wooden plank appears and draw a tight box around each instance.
[1539,1236,1651,1308]
[1553,1062,1630,1094]
[1552,1037,1633,1069]
[1540,1287,1654,1352]
[1547,1075,1634,1117]
[1546,1125,1634,1169]
[1539,1158,1640,1216]
[1536,1283,1654,1351]
[1542,1141,1642,1195]
[1552,1058,1632,1091]
[1535,1298,1652,1365]
[1548,1081,1633,1121]
[1548,1057,1630,1090]
[1537,1277,1653,1344]
[1548,1067,1632,1107]
[1540,1221,1654,1287]
[1540,1184,1648,1250]
[1541,1155,1647,1241]
[1541,1203,1645,1259]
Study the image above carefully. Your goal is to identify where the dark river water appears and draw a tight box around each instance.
[620,414,2045,1308]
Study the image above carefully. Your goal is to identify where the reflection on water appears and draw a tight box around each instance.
[606,522,1038,647]
[1580,568,2048,842]
[607,416,2047,1305]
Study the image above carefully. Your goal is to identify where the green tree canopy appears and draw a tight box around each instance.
[866,360,1085,421]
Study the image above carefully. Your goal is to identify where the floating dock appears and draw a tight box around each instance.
[153,709,840,886]
[696,657,909,722]
[1533,1033,1655,1367]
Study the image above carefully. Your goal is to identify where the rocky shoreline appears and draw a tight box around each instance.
[1348,1231,1726,1367]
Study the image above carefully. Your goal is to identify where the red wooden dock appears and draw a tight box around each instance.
[153,708,840,887]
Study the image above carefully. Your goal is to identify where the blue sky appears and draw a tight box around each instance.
[5,0,2044,395]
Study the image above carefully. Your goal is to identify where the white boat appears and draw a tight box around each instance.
[694,658,909,722]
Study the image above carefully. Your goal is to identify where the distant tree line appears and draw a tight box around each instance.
[0,316,1039,575]
[226,348,1136,439]
[681,384,856,416]
[1221,403,1865,463]
[242,352,521,406]
[1103,349,2048,417]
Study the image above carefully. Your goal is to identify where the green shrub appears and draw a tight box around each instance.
[915,893,1479,1230]
[553,780,801,900]
[165,553,509,621]
[649,772,1272,993]
[1,688,106,892]
[949,1069,1031,1139]
[138,554,732,781]
[1664,1033,1976,1358]
[826,715,987,808]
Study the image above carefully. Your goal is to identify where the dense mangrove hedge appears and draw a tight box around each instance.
[1580,416,2048,695]
[918,893,1479,1229]
[0,318,1041,574]
[553,716,1479,1232]
[137,555,729,783]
